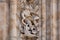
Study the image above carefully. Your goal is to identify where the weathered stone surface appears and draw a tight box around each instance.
[0,0,60,40]
[0,2,8,40]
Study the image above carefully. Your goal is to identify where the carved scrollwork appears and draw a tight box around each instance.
[20,9,39,37]
[17,0,40,38]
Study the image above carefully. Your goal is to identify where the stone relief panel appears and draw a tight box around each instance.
[17,0,40,39]
[0,0,59,40]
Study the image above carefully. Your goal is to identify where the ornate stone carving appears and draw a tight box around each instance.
[17,0,40,38]
[21,10,39,37]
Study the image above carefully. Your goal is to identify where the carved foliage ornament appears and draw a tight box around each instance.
[17,0,40,38]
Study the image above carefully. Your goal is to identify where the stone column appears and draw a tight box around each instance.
[0,0,8,40]
[51,0,57,40]
[58,0,60,40]
[41,0,46,40]
[9,0,17,40]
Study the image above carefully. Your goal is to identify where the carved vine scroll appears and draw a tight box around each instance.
[17,0,40,39]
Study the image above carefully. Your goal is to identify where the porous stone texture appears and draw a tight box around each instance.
[0,0,60,40]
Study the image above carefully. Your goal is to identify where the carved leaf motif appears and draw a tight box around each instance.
[17,0,40,38]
